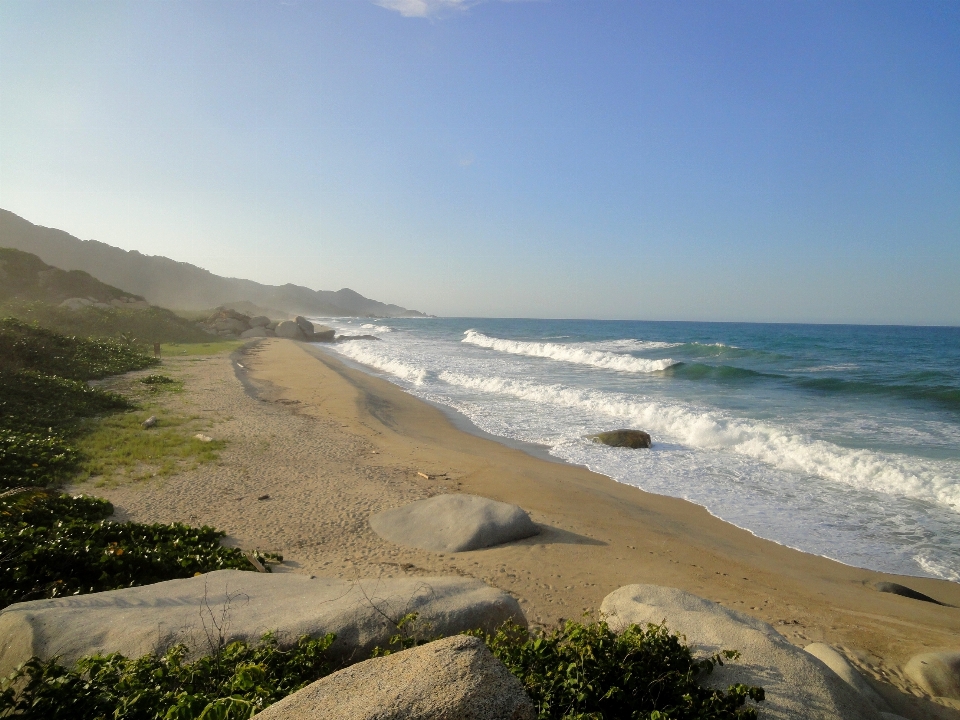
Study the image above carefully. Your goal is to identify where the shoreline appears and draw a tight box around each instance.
[79,338,960,718]
[312,339,957,586]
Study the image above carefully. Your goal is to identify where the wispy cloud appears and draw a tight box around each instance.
[374,0,480,18]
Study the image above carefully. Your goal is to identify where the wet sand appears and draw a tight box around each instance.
[79,338,960,719]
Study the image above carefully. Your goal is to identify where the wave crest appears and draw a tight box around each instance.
[462,330,677,373]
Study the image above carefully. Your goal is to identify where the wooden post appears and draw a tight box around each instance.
[154,342,161,359]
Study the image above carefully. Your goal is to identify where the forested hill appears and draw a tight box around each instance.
[0,209,426,318]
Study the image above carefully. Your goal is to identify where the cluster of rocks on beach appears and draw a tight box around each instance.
[3,491,955,719]
[199,307,335,342]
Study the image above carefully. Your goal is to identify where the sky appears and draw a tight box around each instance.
[1,0,958,324]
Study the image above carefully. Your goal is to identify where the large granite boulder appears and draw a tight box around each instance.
[588,429,652,449]
[905,651,960,699]
[214,317,248,334]
[295,316,314,334]
[309,324,336,342]
[249,315,271,327]
[275,320,304,339]
[804,643,890,712]
[0,570,525,676]
[240,326,271,338]
[600,585,882,720]
[370,494,540,553]
[257,635,535,720]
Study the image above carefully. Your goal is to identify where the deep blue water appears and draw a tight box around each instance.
[320,318,960,582]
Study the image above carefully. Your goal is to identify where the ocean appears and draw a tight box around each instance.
[314,318,960,583]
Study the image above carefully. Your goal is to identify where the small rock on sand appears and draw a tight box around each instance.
[370,493,540,553]
[875,581,944,605]
[256,635,535,720]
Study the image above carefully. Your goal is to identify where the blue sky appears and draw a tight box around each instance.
[1,0,958,323]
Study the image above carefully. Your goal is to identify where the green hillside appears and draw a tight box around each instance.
[0,248,213,344]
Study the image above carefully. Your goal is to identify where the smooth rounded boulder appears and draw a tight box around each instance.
[370,494,540,553]
[804,643,890,712]
[295,315,314,334]
[905,651,960,699]
[0,570,525,677]
[275,320,304,339]
[588,429,652,449]
[240,326,271,338]
[256,635,535,720]
[600,585,881,720]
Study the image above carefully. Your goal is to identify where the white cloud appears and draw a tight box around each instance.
[373,0,481,18]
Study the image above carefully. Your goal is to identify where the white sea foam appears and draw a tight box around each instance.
[462,330,677,373]
[915,553,960,583]
[334,341,428,384]
[435,371,960,510]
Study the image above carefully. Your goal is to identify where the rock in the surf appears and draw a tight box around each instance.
[803,643,891,712]
[600,585,881,720]
[0,570,525,677]
[588,429,652,449]
[874,581,944,605]
[905,651,960,699]
[370,494,540,553]
[308,325,336,342]
[295,315,314,334]
[275,320,305,339]
[256,635,535,720]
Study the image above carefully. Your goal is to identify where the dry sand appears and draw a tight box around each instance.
[77,338,960,719]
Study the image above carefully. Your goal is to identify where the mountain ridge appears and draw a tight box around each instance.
[0,209,427,318]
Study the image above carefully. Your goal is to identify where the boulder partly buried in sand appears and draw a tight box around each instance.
[257,635,535,720]
[803,643,891,712]
[600,585,881,720]
[874,581,945,605]
[240,326,271,338]
[370,494,540,553]
[588,429,651,449]
[905,651,960,700]
[0,570,525,677]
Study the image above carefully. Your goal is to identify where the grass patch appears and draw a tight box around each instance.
[160,340,245,357]
[75,412,225,485]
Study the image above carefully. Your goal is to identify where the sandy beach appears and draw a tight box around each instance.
[76,338,960,719]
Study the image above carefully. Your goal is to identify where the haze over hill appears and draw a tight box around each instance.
[0,209,426,319]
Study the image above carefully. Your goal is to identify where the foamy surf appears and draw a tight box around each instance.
[462,330,677,373]
[322,317,960,582]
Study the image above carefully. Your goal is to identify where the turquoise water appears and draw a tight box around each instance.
[319,318,960,582]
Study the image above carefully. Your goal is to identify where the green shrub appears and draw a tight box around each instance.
[0,491,258,609]
[0,632,337,720]
[0,429,79,487]
[0,317,158,379]
[473,619,764,720]
[0,300,213,345]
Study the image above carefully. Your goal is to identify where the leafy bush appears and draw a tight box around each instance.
[0,632,337,720]
[0,490,257,609]
[0,318,158,379]
[0,429,79,487]
[473,619,764,720]
[140,374,176,385]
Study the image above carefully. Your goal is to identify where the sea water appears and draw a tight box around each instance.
[315,318,960,583]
